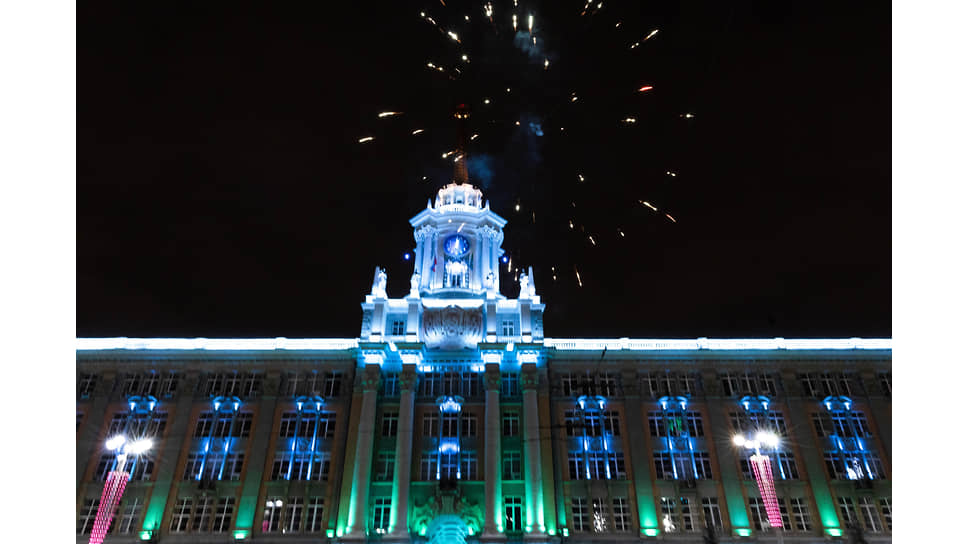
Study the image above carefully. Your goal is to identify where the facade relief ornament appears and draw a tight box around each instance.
[520,364,539,391]
[421,305,483,349]
[483,367,502,392]
[399,366,419,392]
[360,365,382,393]
[415,225,435,242]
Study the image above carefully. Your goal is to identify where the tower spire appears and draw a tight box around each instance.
[453,104,470,185]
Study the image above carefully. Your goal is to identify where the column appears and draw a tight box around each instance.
[346,364,382,537]
[483,364,503,537]
[236,371,282,538]
[619,369,660,536]
[521,363,544,533]
[389,365,417,537]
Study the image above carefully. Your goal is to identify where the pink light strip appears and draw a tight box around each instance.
[89,470,129,544]
[749,454,783,528]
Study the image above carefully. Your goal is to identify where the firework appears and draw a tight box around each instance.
[378,111,402,118]
[578,174,584,182]
[512,14,517,31]
[411,129,424,135]
[680,113,695,118]
[621,117,637,124]
[639,200,658,211]
[638,85,653,92]
[544,59,550,69]
[666,171,676,177]
[528,14,534,33]
[665,213,677,223]
[470,134,479,140]
[575,266,583,287]
[358,136,374,143]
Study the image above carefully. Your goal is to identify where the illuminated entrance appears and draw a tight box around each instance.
[427,515,469,544]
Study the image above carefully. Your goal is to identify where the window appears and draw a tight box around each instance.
[564,410,583,436]
[373,498,391,532]
[118,497,143,534]
[503,451,522,479]
[461,414,477,437]
[607,452,627,479]
[568,452,583,480]
[591,498,609,532]
[441,413,459,437]
[701,498,723,530]
[653,451,710,480]
[461,451,478,480]
[376,452,395,481]
[878,373,891,397]
[685,411,704,436]
[501,372,520,397]
[837,497,857,527]
[323,373,342,397]
[502,319,515,337]
[612,498,630,532]
[191,496,214,532]
[647,411,665,436]
[161,371,179,397]
[213,498,235,533]
[263,497,283,533]
[598,373,619,396]
[420,452,436,480]
[382,411,398,437]
[879,498,892,531]
[390,318,406,336]
[502,411,519,436]
[560,373,580,396]
[748,498,771,532]
[441,453,458,480]
[572,497,589,532]
[604,410,622,435]
[282,497,303,533]
[660,497,693,532]
[383,373,399,397]
[422,413,438,436]
[78,373,98,398]
[77,498,99,534]
[858,497,883,532]
[789,498,812,531]
[695,452,712,479]
[587,452,606,480]
[583,410,602,436]
[170,498,193,532]
[307,498,325,532]
[504,497,522,532]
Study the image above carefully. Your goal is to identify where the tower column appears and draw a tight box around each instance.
[521,363,544,532]
[346,364,382,538]
[389,365,417,537]
[483,364,503,537]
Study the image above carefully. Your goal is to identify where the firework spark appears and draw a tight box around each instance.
[358,136,374,143]
[378,111,402,118]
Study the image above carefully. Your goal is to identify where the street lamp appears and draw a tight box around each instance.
[733,430,783,541]
[89,435,153,544]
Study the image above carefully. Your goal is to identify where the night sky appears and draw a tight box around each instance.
[77,1,890,339]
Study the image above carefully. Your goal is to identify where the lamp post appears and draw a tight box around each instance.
[732,431,783,543]
[89,435,153,544]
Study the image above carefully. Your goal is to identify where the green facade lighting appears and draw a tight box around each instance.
[336,527,344,537]
[419,526,427,536]
[826,528,843,537]
[547,528,556,536]
[642,527,659,537]
[734,528,752,537]
[139,530,153,541]
[233,529,249,539]
[562,528,569,537]
[327,529,336,538]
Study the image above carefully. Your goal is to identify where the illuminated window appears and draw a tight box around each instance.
[502,319,515,337]
[504,497,523,532]
[461,451,478,479]
[647,412,665,436]
[604,410,622,435]
[612,498,630,531]
[375,452,395,481]
[748,498,772,532]
[78,373,98,399]
[572,497,589,531]
[685,411,704,436]
[269,451,328,481]
[461,414,478,437]
[777,452,800,479]
[607,452,627,479]
[117,497,143,534]
[383,373,399,397]
[77,498,99,534]
[721,372,776,396]
[858,497,882,532]
[660,497,693,532]
[503,451,522,479]
[390,318,406,336]
[170,498,193,532]
[191,496,214,532]
[501,372,519,396]
[502,411,519,436]
[591,498,609,532]
[307,498,325,532]
[194,412,252,438]
[373,498,391,532]
[120,371,160,397]
[789,498,812,531]
[263,497,283,533]
[213,498,235,533]
[283,497,304,533]
[420,452,436,480]
[701,498,723,530]
[381,411,398,437]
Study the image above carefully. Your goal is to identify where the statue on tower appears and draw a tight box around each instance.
[410,271,421,296]
[518,270,530,299]
[371,266,388,299]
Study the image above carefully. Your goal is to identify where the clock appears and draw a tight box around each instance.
[444,234,471,258]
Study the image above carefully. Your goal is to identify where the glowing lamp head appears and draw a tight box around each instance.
[106,435,127,451]
[274,499,283,508]
[764,433,780,448]
[126,438,153,455]
[732,434,747,447]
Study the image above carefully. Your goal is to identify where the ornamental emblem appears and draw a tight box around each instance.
[421,305,483,349]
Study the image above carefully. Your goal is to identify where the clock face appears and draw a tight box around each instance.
[444,234,471,258]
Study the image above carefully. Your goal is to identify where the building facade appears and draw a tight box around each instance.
[77,183,891,543]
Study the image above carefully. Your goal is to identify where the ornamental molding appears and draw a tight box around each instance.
[421,305,484,350]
